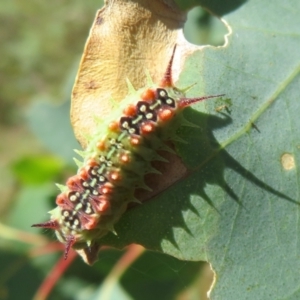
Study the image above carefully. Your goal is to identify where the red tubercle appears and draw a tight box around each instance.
[97,139,106,151]
[130,136,141,146]
[79,214,98,230]
[160,45,177,88]
[78,168,89,181]
[108,170,122,182]
[32,220,60,230]
[55,193,73,210]
[89,195,111,214]
[119,152,131,164]
[66,175,83,191]
[86,158,99,168]
[109,121,120,132]
[140,122,156,134]
[158,108,174,122]
[123,104,137,116]
[98,183,114,195]
[141,88,156,102]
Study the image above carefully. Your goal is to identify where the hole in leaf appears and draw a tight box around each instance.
[184,6,228,46]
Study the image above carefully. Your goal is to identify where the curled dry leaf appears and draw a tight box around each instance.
[72,0,190,148]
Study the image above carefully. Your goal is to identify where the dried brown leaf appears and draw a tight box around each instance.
[71,0,189,147]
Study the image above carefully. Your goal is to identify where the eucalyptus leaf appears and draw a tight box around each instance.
[96,0,300,299]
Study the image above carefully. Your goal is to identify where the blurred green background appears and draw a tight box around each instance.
[0,1,226,299]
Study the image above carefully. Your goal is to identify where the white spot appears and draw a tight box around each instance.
[83,181,89,187]
[70,195,77,202]
[74,219,79,226]
[63,211,69,217]
[146,113,153,119]
[166,98,173,105]
[93,190,99,195]
[160,90,166,97]
[122,122,129,128]
[140,105,146,112]
[85,207,92,214]
[129,128,136,134]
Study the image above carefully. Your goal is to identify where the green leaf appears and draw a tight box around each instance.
[0,252,44,300]
[27,98,80,164]
[11,155,64,185]
[98,0,300,298]
[7,184,55,231]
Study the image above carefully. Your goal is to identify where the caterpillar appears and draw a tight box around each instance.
[32,46,224,261]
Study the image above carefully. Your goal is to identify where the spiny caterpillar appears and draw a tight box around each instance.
[32,46,224,261]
